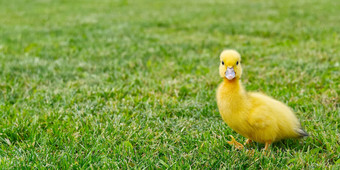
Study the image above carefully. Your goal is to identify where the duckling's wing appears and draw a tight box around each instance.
[247,92,279,130]
[247,107,279,142]
[247,107,276,129]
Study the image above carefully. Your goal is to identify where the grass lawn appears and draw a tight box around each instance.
[0,0,339,168]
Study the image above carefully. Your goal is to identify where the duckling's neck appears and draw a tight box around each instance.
[223,79,244,93]
[223,78,246,96]
[221,78,248,107]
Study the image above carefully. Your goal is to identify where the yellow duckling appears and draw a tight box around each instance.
[216,50,308,150]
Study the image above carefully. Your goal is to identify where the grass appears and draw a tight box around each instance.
[0,0,339,168]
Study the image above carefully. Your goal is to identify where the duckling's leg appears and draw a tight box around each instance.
[264,141,272,150]
[244,139,252,145]
[227,135,244,149]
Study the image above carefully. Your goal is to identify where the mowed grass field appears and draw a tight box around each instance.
[0,0,339,168]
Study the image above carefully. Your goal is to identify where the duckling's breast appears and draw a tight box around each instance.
[216,82,252,138]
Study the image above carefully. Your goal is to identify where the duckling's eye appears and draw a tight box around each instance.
[222,61,224,65]
[236,61,239,65]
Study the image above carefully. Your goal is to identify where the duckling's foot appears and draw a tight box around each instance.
[246,149,255,156]
[261,141,272,155]
[244,139,252,146]
[264,141,272,151]
[227,135,244,150]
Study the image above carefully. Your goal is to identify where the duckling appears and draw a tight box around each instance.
[216,50,308,150]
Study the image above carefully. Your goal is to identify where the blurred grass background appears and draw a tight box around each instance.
[0,0,339,168]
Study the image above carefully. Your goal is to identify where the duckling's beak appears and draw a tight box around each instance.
[225,67,236,80]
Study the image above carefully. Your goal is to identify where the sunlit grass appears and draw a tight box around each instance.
[0,0,339,168]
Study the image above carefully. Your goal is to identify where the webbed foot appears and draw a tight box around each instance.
[227,135,244,150]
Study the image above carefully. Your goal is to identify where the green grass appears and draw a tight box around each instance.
[0,0,339,168]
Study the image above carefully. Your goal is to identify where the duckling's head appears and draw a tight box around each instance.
[219,49,242,80]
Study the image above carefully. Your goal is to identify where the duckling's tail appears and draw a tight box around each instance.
[296,128,309,137]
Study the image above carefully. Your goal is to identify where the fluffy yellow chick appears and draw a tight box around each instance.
[216,50,308,150]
